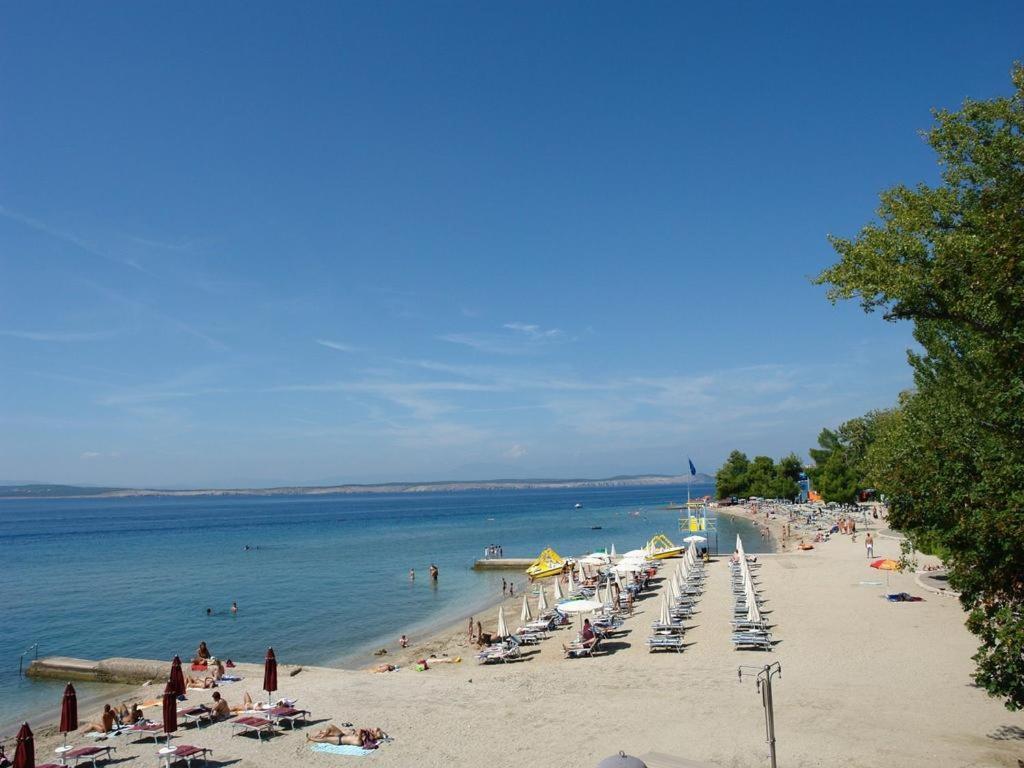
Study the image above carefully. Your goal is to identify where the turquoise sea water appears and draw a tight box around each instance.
[1,483,764,733]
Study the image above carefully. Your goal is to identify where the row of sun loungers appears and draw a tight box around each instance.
[648,542,705,652]
[731,535,774,651]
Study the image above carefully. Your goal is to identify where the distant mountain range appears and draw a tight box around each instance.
[0,473,716,499]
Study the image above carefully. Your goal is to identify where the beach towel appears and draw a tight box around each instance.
[311,743,375,756]
[218,675,241,682]
[886,592,924,602]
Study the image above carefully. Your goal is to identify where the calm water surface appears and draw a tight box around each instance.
[0,484,764,733]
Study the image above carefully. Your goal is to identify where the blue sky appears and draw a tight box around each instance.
[1,2,1021,487]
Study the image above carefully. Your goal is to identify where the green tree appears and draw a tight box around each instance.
[816,64,1024,709]
[715,450,750,498]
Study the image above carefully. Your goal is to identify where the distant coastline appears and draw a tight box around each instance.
[0,473,716,500]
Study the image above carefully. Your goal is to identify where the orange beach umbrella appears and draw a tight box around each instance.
[869,558,900,571]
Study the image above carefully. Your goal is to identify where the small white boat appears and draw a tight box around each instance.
[574,502,583,509]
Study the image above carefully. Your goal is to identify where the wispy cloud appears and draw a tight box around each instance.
[0,329,119,342]
[440,321,571,355]
[504,444,528,459]
[315,339,358,353]
[503,321,563,339]
[0,205,146,272]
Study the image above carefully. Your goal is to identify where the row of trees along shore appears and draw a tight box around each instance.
[716,65,1024,711]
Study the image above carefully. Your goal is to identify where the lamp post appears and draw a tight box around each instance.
[738,662,782,768]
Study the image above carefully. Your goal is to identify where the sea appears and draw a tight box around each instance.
[0,483,766,734]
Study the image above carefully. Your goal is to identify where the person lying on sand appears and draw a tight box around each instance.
[185,675,217,689]
[307,724,386,747]
[81,704,117,734]
[374,664,397,673]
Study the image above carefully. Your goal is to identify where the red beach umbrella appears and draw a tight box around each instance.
[59,683,78,746]
[13,722,34,768]
[263,647,278,701]
[169,655,186,697]
[161,680,178,737]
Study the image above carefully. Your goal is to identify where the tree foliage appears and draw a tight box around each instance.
[816,64,1024,710]
[715,451,800,500]
[807,412,891,503]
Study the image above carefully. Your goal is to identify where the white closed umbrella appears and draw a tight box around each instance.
[614,570,624,592]
[659,594,671,626]
[669,577,679,603]
[537,584,548,612]
[497,606,509,639]
[610,543,617,557]
[553,577,564,600]
[520,594,532,623]
[567,568,575,594]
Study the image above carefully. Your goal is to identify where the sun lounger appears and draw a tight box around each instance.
[231,715,274,741]
[476,641,521,664]
[563,638,601,658]
[647,635,684,652]
[731,632,773,651]
[49,746,116,767]
[268,705,310,729]
[651,622,685,634]
[177,705,213,728]
[127,723,169,743]
[157,744,213,767]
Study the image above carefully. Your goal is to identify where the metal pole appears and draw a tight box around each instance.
[739,662,782,767]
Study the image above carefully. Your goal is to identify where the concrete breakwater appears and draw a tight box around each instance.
[26,657,285,685]
[471,558,533,570]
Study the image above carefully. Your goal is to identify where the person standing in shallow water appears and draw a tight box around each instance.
[409,569,415,581]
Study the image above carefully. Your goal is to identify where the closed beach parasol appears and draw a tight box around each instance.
[659,595,671,626]
[161,680,177,739]
[59,682,77,747]
[553,577,563,600]
[497,606,509,639]
[610,543,616,557]
[567,567,575,594]
[13,722,34,768]
[263,647,278,702]
[537,584,548,612]
[169,655,186,698]
[520,594,532,623]
[870,558,900,571]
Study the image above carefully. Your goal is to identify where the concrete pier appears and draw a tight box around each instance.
[25,656,275,685]
[472,558,533,570]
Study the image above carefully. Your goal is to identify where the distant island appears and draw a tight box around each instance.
[0,473,716,499]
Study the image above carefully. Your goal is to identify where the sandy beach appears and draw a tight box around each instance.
[21,515,1023,768]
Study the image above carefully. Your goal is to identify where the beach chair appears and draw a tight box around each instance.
[476,642,521,663]
[731,632,773,651]
[157,744,213,767]
[563,637,601,658]
[267,705,310,729]
[126,722,169,743]
[48,746,116,767]
[231,715,274,742]
[647,634,685,652]
[177,705,213,728]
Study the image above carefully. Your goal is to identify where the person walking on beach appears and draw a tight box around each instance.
[509,582,515,597]
[502,578,507,595]
[468,616,474,642]
[865,533,874,559]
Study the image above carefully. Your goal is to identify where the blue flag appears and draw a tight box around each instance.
[688,458,697,476]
